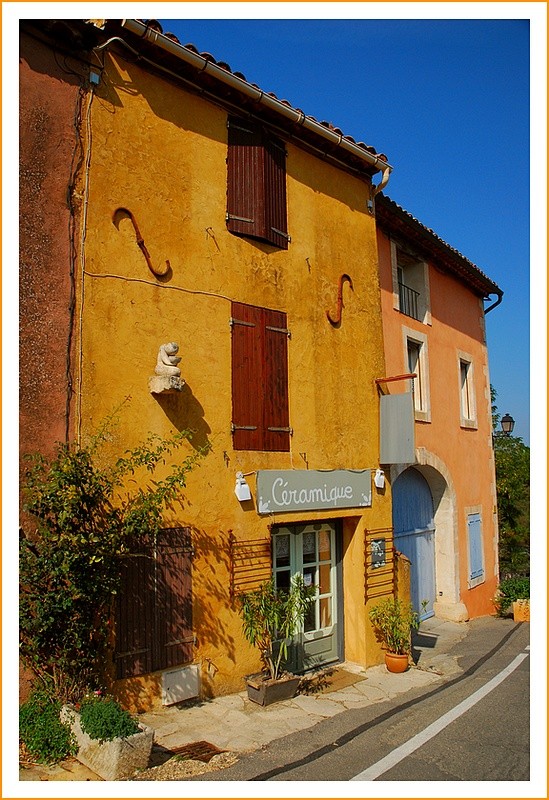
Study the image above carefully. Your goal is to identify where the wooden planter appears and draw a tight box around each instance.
[245,673,301,706]
[384,652,410,673]
[61,706,154,780]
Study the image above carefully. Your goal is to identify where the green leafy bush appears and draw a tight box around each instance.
[494,576,530,616]
[20,408,208,703]
[79,696,140,743]
[19,691,77,764]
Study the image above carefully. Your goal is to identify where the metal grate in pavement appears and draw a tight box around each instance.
[169,741,226,763]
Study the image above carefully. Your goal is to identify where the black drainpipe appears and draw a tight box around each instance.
[484,291,503,314]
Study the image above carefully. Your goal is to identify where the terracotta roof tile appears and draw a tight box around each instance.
[376,193,501,296]
[142,19,384,163]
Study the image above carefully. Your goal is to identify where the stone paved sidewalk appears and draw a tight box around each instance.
[19,616,471,781]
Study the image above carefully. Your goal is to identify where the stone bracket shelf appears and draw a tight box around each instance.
[149,375,185,395]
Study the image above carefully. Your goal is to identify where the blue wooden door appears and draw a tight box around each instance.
[393,469,436,620]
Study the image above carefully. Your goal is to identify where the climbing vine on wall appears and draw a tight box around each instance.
[19,410,208,703]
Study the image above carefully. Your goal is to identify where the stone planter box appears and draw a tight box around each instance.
[61,706,154,780]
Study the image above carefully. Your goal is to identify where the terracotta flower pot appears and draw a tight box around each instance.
[384,652,410,673]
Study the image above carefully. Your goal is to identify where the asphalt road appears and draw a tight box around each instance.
[191,618,530,782]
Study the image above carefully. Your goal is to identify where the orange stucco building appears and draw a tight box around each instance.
[376,194,502,622]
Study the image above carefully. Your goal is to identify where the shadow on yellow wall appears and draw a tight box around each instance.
[152,384,212,453]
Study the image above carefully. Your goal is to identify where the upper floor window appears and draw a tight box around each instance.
[407,340,425,410]
[403,326,430,422]
[458,352,477,428]
[392,242,430,324]
[231,302,291,451]
[226,116,290,249]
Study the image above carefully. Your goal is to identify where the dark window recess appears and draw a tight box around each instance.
[226,116,289,249]
[114,528,194,679]
[398,280,421,321]
[231,302,291,452]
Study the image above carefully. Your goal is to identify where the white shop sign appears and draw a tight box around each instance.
[257,469,372,515]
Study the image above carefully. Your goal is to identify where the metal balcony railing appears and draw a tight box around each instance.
[398,281,421,321]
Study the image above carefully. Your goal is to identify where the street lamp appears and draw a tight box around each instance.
[500,413,515,436]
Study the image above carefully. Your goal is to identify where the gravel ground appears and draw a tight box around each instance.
[131,752,239,780]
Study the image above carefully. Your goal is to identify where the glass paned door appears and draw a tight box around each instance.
[273,522,340,672]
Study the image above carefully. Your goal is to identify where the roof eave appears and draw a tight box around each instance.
[376,193,502,299]
[111,19,392,180]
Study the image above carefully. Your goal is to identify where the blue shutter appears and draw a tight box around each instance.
[468,513,484,581]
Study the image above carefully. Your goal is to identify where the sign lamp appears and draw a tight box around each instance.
[235,471,252,502]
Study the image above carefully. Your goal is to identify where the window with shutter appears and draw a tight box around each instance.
[231,301,290,451]
[467,513,484,587]
[227,116,289,249]
[458,354,477,428]
[115,528,193,679]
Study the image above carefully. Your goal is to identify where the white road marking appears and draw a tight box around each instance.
[350,651,529,781]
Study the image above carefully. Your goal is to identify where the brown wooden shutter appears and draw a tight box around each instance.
[227,117,288,249]
[227,117,264,240]
[231,302,263,450]
[263,308,290,451]
[154,528,194,670]
[115,528,193,679]
[264,135,289,250]
[115,548,155,679]
[231,302,290,451]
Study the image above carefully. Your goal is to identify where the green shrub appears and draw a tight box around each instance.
[19,691,77,764]
[20,410,208,703]
[79,696,140,743]
[494,576,530,616]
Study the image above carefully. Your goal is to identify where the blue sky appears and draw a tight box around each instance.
[156,10,539,444]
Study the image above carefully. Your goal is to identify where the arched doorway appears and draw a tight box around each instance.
[392,468,436,620]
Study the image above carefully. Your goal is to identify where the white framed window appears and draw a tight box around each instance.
[403,326,430,422]
[458,351,477,428]
[391,240,431,325]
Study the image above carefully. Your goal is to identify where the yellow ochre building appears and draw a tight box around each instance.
[20,19,503,710]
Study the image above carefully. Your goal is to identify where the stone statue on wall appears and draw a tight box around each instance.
[149,342,184,394]
[155,342,182,377]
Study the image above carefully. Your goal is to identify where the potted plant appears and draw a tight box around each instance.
[493,576,530,618]
[368,596,420,673]
[238,575,315,705]
[61,694,153,780]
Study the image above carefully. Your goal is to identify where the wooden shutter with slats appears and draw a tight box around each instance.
[264,311,291,451]
[115,549,155,679]
[231,302,290,451]
[231,303,263,451]
[155,528,194,670]
[115,528,193,679]
[264,134,289,249]
[227,117,289,249]
[467,513,484,583]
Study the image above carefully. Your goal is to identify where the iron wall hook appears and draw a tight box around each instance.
[112,207,171,277]
[326,273,353,326]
